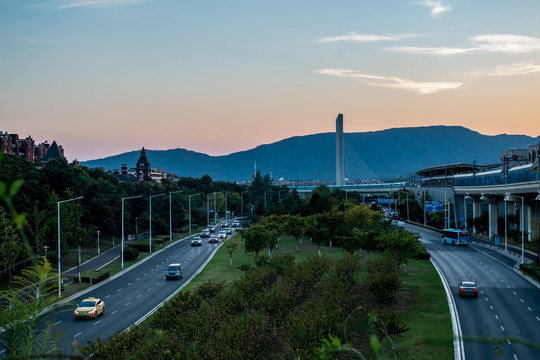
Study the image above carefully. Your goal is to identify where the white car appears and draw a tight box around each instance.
[191,237,202,246]
[218,231,227,240]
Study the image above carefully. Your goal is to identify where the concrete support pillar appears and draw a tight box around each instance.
[472,201,481,234]
[488,202,498,238]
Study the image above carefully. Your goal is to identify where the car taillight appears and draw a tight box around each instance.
[473,289,478,292]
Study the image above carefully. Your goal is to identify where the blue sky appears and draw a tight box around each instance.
[1,0,539,161]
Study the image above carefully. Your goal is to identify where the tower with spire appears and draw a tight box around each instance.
[136,147,151,181]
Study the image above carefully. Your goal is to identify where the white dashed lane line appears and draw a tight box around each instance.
[144,273,147,276]
[111,310,117,315]
[55,321,62,326]
[93,320,101,326]
[527,307,532,311]
[501,325,505,331]
[495,315,499,320]
[128,283,132,286]
[117,288,122,292]
[125,302,130,306]
[137,277,140,281]
[105,295,110,298]
[520,299,524,303]
[74,332,82,338]
[536,317,540,321]
[137,294,142,298]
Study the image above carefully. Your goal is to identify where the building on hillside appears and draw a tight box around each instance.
[136,147,151,181]
[0,132,35,162]
[40,140,65,167]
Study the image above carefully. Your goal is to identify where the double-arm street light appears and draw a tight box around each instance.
[149,193,165,253]
[169,191,183,243]
[57,195,83,298]
[189,193,200,234]
[122,195,142,269]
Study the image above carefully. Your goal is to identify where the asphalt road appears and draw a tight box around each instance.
[43,228,230,356]
[410,224,540,360]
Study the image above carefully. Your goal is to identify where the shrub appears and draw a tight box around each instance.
[76,269,110,284]
[123,246,139,261]
[365,255,402,305]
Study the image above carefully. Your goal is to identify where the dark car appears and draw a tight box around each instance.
[458,281,478,297]
[166,264,183,280]
[200,230,210,238]
[207,225,216,233]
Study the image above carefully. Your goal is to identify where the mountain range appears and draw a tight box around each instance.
[80,126,540,182]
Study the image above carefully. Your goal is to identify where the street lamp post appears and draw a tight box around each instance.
[169,191,183,243]
[122,195,142,269]
[213,192,217,224]
[97,230,101,255]
[188,193,200,234]
[264,191,270,213]
[43,245,49,258]
[149,193,165,253]
[207,193,210,227]
[394,190,410,221]
[57,195,83,298]
[241,191,247,217]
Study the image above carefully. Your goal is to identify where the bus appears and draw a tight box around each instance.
[442,229,469,245]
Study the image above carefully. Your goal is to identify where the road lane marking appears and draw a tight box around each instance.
[105,295,110,298]
[507,285,510,288]
[490,306,494,310]
[128,283,132,286]
[74,332,82,338]
[137,294,142,298]
[93,320,101,326]
[527,307,532,311]
[144,273,147,276]
[117,288,122,292]
[485,297,489,301]
[513,291,517,295]
[507,339,511,345]
[495,315,499,320]
[520,299,524,303]
[536,316,540,321]
[125,302,130,306]
[513,354,518,360]
[54,321,62,325]
[111,310,117,315]
[501,325,505,331]
[137,277,140,280]
[147,288,151,291]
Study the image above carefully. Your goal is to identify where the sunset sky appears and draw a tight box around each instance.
[1,0,539,161]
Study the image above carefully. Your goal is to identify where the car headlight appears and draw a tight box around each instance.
[88,309,96,314]
[74,310,79,315]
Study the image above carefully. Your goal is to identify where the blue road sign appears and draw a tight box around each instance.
[425,201,443,212]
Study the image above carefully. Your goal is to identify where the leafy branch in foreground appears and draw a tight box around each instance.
[0,257,79,359]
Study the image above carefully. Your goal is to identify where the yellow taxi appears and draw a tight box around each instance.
[74,297,105,319]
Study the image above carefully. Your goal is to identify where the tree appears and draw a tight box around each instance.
[344,204,382,230]
[262,215,283,258]
[225,241,238,267]
[306,215,328,257]
[0,207,23,286]
[242,224,268,264]
[378,229,422,273]
[285,214,306,252]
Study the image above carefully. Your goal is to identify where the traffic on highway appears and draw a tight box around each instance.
[409,223,540,360]
[29,222,238,356]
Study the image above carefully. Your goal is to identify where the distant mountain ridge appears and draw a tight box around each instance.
[80,126,540,182]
